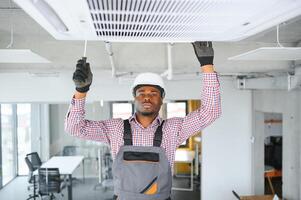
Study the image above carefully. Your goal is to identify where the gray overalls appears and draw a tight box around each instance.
[112,119,172,200]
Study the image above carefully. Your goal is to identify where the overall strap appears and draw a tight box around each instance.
[153,120,165,147]
[123,119,132,145]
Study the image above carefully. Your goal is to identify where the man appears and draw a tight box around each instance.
[65,42,221,200]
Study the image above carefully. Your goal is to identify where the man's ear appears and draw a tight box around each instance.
[161,91,165,98]
[160,98,163,106]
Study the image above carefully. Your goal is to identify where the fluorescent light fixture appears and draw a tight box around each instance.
[0,49,51,63]
[30,0,68,32]
[29,72,59,77]
[228,47,301,61]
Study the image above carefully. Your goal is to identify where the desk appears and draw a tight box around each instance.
[240,195,275,200]
[264,166,282,195]
[233,190,279,200]
[172,150,195,191]
[34,156,84,200]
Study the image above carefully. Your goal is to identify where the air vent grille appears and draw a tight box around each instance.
[87,0,251,41]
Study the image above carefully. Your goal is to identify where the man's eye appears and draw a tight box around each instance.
[136,92,159,97]
[137,93,145,97]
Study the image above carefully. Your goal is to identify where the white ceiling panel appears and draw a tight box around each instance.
[13,0,301,42]
[0,49,51,63]
[228,47,301,61]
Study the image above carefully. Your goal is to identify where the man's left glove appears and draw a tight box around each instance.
[72,57,93,93]
[192,41,214,67]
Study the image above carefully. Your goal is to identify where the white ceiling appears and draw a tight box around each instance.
[0,0,300,76]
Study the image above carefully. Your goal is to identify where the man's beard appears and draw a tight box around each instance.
[136,106,155,116]
[140,111,155,116]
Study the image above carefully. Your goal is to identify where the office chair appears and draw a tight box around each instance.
[26,152,42,170]
[25,156,39,200]
[62,145,80,156]
[38,168,64,200]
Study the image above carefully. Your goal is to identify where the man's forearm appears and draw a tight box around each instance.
[74,91,87,99]
[201,64,215,73]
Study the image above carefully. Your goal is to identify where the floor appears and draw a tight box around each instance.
[0,176,200,200]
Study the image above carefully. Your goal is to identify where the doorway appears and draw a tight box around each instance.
[264,112,282,197]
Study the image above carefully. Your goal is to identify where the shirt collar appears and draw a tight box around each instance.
[129,113,163,127]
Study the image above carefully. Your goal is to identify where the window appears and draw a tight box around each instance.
[112,102,133,119]
[17,104,31,175]
[167,102,187,118]
[0,103,32,187]
[1,104,15,185]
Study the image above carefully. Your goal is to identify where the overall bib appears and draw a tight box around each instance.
[112,120,172,200]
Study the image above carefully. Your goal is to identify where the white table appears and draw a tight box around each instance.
[172,150,195,191]
[34,156,84,200]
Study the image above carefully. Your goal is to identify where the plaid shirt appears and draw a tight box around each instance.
[65,73,221,170]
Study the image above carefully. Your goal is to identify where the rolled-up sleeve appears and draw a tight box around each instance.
[177,72,222,146]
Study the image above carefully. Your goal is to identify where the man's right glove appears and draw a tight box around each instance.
[192,41,214,67]
[72,58,93,93]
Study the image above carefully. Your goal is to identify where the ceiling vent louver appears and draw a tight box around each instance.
[14,0,301,42]
[87,0,217,41]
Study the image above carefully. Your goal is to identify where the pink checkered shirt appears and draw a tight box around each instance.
[65,73,221,170]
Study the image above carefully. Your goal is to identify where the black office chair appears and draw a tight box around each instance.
[26,152,42,170]
[25,156,39,200]
[62,146,80,156]
[38,168,64,200]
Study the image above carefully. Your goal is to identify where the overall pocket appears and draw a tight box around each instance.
[119,151,160,194]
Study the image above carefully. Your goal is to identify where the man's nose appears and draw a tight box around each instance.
[143,95,151,101]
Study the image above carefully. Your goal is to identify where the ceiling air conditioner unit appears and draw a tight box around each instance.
[14,0,301,42]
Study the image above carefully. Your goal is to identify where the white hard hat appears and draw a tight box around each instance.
[132,72,165,97]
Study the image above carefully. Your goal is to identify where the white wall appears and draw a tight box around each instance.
[202,78,253,200]
[253,90,301,200]
[252,111,265,194]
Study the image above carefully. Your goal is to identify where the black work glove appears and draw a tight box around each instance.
[72,57,93,93]
[192,41,214,67]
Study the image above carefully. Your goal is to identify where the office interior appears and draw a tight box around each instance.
[0,0,301,200]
